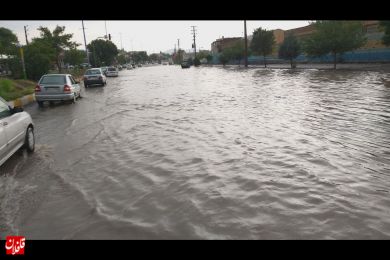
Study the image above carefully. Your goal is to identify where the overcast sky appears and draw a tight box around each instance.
[1,20,310,53]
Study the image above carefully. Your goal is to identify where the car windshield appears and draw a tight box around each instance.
[86,69,101,75]
[40,75,66,85]
[108,68,116,71]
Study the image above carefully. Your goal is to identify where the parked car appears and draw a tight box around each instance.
[0,97,35,166]
[100,66,108,75]
[84,68,107,87]
[105,67,118,77]
[181,60,191,69]
[35,74,82,107]
[80,63,91,68]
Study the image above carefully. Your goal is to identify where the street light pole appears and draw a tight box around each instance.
[24,25,29,45]
[82,20,90,65]
[105,21,108,39]
[244,20,248,68]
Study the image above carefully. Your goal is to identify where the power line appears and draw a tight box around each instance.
[244,20,248,67]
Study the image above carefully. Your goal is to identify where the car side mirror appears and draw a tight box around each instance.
[11,106,24,113]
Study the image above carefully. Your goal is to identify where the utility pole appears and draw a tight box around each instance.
[105,21,108,39]
[81,20,90,64]
[191,26,197,58]
[24,25,29,45]
[244,20,248,68]
[177,38,181,63]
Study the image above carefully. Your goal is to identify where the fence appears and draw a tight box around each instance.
[212,48,390,65]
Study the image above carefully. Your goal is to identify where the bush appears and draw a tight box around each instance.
[193,57,201,66]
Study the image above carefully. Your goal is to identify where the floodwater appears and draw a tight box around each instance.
[1,65,390,239]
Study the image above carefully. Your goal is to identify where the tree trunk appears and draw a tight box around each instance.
[333,52,337,70]
[264,55,266,68]
[57,56,62,73]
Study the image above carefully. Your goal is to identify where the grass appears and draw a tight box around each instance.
[0,78,36,101]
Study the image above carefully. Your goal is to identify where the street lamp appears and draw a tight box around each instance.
[16,43,27,79]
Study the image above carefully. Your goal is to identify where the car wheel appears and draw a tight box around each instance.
[37,101,44,107]
[24,126,35,153]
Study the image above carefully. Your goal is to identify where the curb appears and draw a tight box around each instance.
[7,93,36,108]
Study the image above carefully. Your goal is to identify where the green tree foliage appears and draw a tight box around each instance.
[37,26,79,73]
[380,21,390,46]
[117,53,127,65]
[218,53,229,66]
[278,34,301,68]
[130,51,148,64]
[149,53,160,62]
[195,50,214,64]
[304,21,366,69]
[63,48,85,66]
[193,57,201,66]
[87,39,118,67]
[219,40,249,66]
[0,28,19,78]
[250,28,275,68]
[0,27,18,56]
[24,40,55,80]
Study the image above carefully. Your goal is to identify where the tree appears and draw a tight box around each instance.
[117,53,127,65]
[129,51,148,64]
[0,28,19,77]
[0,27,18,56]
[37,26,79,73]
[206,54,213,63]
[193,57,201,66]
[230,40,249,65]
[149,53,160,62]
[250,27,275,68]
[380,21,390,46]
[304,21,366,69]
[87,39,118,67]
[278,34,301,68]
[24,40,55,80]
[63,48,85,66]
[219,53,229,66]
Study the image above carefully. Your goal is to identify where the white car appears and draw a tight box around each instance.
[105,67,118,77]
[0,97,35,166]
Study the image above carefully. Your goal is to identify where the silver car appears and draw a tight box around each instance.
[35,74,82,107]
[84,68,107,87]
[0,97,35,166]
[105,67,118,77]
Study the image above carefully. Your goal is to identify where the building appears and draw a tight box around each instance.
[211,37,243,54]
[211,21,390,64]
[282,21,386,50]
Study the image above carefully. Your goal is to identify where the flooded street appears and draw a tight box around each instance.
[1,65,390,239]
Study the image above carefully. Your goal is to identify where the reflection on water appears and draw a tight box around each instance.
[1,66,390,239]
